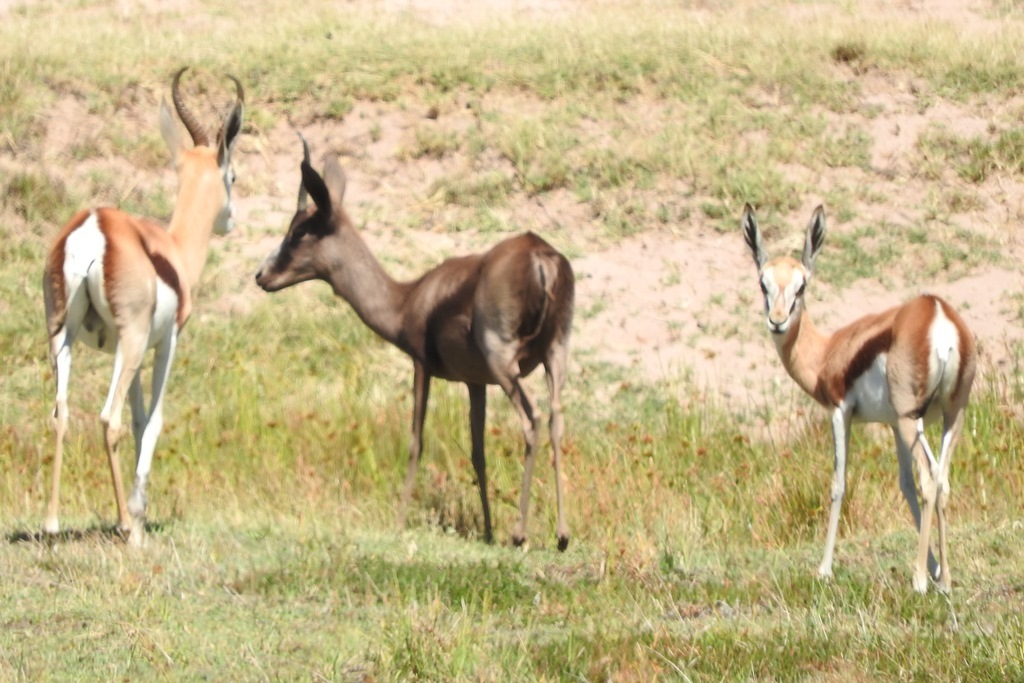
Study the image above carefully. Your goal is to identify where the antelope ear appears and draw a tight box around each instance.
[217,103,243,168]
[159,98,183,165]
[322,155,348,209]
[300,160,332,217]
[741,203,767,270]
[802,205,826,272]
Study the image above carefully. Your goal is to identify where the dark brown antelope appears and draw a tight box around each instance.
[43,67,244,545]
[743,204,977,592]
[256,136,575,550]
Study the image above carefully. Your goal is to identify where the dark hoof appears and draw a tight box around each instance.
[557,535,569,552]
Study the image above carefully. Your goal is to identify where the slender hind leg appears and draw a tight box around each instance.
[508,376,539,548]
[45,331,73,535]
[893,426,939,580]
[933,409,965,593]
[126,329,178,545]
[479,331,540,547]
[895,417,938,593]
[128,374,146,457]
[100,331,148,539]
[545,337,569,552]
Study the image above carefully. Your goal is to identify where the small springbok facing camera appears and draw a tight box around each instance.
[742,204,977,593]
[256,136,575,550]
[43,67,244,544]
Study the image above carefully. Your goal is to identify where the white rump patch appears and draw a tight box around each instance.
[64,212,106,281]
[930,301,959,363]
[62,212,116,350]
[928,300,961,398]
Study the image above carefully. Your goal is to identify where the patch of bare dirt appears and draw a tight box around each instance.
[10,0,1024,423]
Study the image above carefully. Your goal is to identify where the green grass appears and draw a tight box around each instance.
[5,297,1024,679]
[919,127,1024,183]
[3,0,1024,680]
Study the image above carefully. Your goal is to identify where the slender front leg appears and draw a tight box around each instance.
[45,332,73,535]
[819,406,851,579]
[467,383,493,543]
[397,362,430,529]
[126,329,177,546]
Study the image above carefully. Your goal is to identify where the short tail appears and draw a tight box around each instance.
[916,351,950,419]
[520,254,560,344]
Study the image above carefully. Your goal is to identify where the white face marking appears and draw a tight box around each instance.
[759,262,806,335]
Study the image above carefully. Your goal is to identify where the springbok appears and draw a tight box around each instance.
[42,67,243,545]
[742,204,977,593]
[255,136,575,550]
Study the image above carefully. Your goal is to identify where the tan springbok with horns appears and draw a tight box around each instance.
[42,67,243,544]
[256,136,575,550]
[742,204,977,593]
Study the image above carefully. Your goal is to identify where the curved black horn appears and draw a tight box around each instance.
[296,132,312,213]
[226,74,244,105]
[171,66,211,147]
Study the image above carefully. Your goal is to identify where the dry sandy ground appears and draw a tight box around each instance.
[9,0,1024,422]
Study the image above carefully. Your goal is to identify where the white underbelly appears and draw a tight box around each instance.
[848,353,899,425]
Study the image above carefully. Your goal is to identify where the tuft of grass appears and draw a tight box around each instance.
[831,40,868,68]
[110,129,168,171]
[919,127,1024,183]
[1,171,78,227]
[402,123,460,160]
[430,171,514,208]
[494,116,576,195]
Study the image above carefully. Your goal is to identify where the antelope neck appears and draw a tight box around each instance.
[166,161,225,289]
[323,226,411,343]
[776,307,830,405]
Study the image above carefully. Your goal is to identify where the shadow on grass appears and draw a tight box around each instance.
[6,521,167,545]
